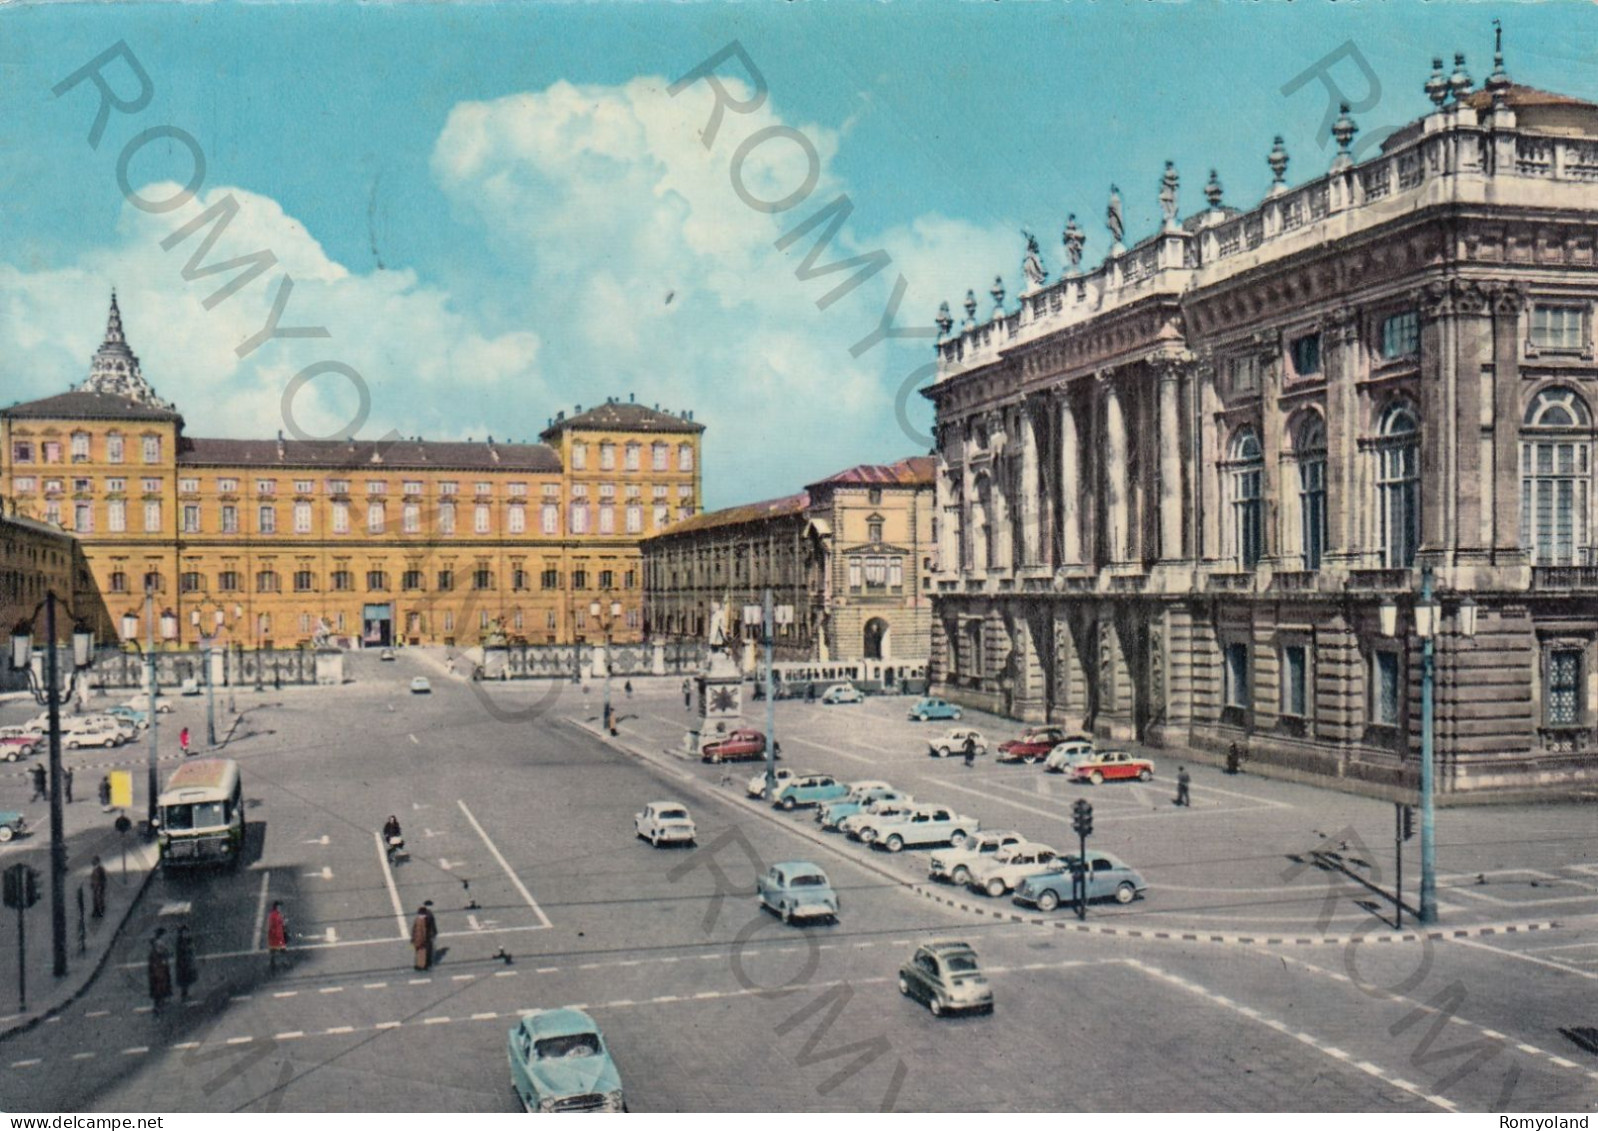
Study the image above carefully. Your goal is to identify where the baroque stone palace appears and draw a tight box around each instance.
[924,47,1598,795]
[0,296,703,650]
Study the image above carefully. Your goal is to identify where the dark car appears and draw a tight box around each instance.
[701,727,768,764]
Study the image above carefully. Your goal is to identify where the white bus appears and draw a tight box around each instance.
[156,758,245,870]
[755,659,928,699]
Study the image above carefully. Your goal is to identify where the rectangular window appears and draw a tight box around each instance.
[473,568,492,591]
[624,443,640,471]
[1380,311,1419,360]
[848,558,862,589]
[218,571,240,593]
[367,480,387,495]
[653,504,669,529]
[182,504,200,534]
[256,479,276,495]
[180,572,202,594]
[70,433,90,461]
[42,441,61,463]
[438,481,457,496]
[295,479,315,495]
[571,503,589,534]
[474,482,492,497]
[1224,642,1250,709]
[653,442,668,471]
[106,435,123,463]
[74,502,93,532]
[1373,651,1400,727]
[218,478,238,493]
[141,477,161,494]
[294,569,314,592]
[889,558,904,587]
[331,571,353,592]
[573,568,587,589]
[1290,333,1322,377]
[326,479,349,495]
[294,501,312,534]
[443,611,454,633]
[179,477,199,494]
[439,501,455,534]
[367,502,385,533]
[142,436,161,463]
[11,440,33,463]
[1282,644,1308,718]
[600,443,615,470]
[626,504,642,534]
[72,478,92,494]
[508,482,527,498]
[403,480,423,496]
[865,557,887,586]
[542,504,558,534]
[367,570,387,591]
[571,443,587,470]
[678,444,694,471]
[45,500,60,524]
[14,477,34,493]
[475,504,491,534]
[143,500,161,532]
[599,504,615,534]
[508,505,526,534]
[1549,648,1583,726]
[326,502,343,533]
[599,569,614,590]
[1532,304,1586,351]
[107,500,126,532]
[258,505,276,534]
[403,503,421,534]
[221,504,239,533]
[541,568,559,590]
[437,570,454,591]
[300,613,312,634]
[402,569,423,591]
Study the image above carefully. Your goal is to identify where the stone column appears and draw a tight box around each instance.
[1019,407,1041,566]
[1059,393,1083,565]
[1196,362,1223,563]
[1156,361,1185,561]
[1102,377,1131,565]
[1323,313,1359,566]
[1490,285,1526,558]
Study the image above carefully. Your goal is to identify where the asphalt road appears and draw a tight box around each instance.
[0,658,1595,1112]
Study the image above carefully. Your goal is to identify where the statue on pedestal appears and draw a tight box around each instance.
[1106,185,1125,253]
[1021,231,1047,291]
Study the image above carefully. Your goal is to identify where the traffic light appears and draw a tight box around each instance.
[1401,805,1416,842]
[3,864,40,910]
[1072,799,1094,839]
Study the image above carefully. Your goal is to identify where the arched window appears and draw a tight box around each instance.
[1228,429,1264,568]
[1521,387,1592,565]
[1376,403,1420,568]
[1296,415,1328,571]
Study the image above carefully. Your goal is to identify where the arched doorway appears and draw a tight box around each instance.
[864,618,891,660]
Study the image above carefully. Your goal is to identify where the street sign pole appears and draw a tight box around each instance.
[15,895,23,1013]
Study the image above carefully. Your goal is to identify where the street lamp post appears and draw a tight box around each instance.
[192,606,228,747]
[744,591,794,799]
[590,595,623,734]
[9,594,95,979]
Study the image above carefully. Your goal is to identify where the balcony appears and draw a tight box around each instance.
[1206,572,1254,593]
[1538,725,1593,753]
[1531,566,1598,591]
[1347,568,1411,591]
[1108,572,1148,593]
[1272,570,1319,593]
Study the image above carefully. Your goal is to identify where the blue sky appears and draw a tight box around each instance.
[2,1,1592,508]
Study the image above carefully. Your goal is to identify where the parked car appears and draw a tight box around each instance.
[0,811,27,842]
[0,737,38,763]
[409,677,432,694]
[180,677,202,696]
[756,861,839,925]
[379,648,396,662]
[1012,851,1149,912]
[841,799,919,841]
[771,773,849,811]
[819,683,864,706]
[1070,750,1156,784]
[816,784,908,830]
[867,805,980,853]
[908,697,963,722]
[928,829,1028,886]
[997,727,1081,765]
[103,705,149,729]
[747,766,806,798]
[634,801,696,847]
[123,693,172,714]
[506,1007,625,1113]
[927,729,987,759]
[967,843,1061,898]
[64,724,125,749]
[1044,738,1097,773]
[701,727,767,764]
[898,940,993,1017]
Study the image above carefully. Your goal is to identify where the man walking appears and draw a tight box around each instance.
[174,925,198,1002]
[148,929,173,1012]
[682,679,692,710]
[412,903,437,970]
[90,856,107,919]
[1175,766,1192,808]
[624,680,633,699]
[63,767,73,804]
[98,774,112,811]
[1226,742,1241,776]
[29,763,46,803]
[963,734,978,769]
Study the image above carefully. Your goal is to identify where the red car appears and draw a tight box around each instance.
[701,728,768,764]
[996,727,1079,765]
[1070,750,1156,785]
[0,737,38,763]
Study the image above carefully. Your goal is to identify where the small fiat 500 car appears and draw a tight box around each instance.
[747,766,808,799]
[1012,851,1149,912]
[928,729,987,759]
[123,693,172,715]
[819,683,864,705]
[899,940,993,1017]
[701,728,767,764]
[772,773,850,811]
[65,723,125,749]
[103,705,150,730]
[967,842,1061,898]
[908,697,962,722]
[1070,750,1156,784]
[1044,738,1097,773]
[928,829,1027,885]
[997,727,1083,765]
[840,799,918,841]
[409,676,432,694]
[379,648,396,662]
[0,736,39,762]
[0,811,28,842]
[507,1007,625,1113]
[634,801,696,847]
[757,861,839,925]
[868,805,979,853]
[816,782,904,830]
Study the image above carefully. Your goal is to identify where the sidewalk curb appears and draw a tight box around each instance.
[576,716,1569,949]
[0,843,158,1044]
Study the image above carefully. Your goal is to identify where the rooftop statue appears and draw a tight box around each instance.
[1021,231,1048,290]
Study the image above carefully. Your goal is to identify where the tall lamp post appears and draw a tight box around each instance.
[191,606,234,748]
[1379,566,1477,925]
[744,591,794,799]
[121,590,176,830]
[590,594,623,734]
[8,595,96,979]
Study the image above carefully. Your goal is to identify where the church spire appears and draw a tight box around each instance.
[74,291,172,409]
[104,289,126,346]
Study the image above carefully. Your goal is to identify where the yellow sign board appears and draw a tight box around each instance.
[109,770,133,811]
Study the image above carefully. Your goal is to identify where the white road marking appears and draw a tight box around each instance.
[225,1036,253,1045]
[72,1052,96,1060]
[272,991,297,999]
[438,859,455,871]
[10,1059,40,1068]
[468,913,481,931]
[471,1012,499,1020]
[275,1032,304,1041]
[302,865,333,880]
[423,1017,451,1025]
[452,974,475,982]
[325,927,338,943]
[409,734,419,745]
[85,1010,109,1018]
[319,986,343,994]
[409,978,431,985]
[495,971,518,978]
[458,799,552,928]
[158,901,192,916]
[374,829,409,939]
[302,835,330,846]
[1450,935,1598,981]
[251,871,270,952]
[375,1022,402,1030]
[122,1047,150,1056]
[364,982,388,990]
[325,1026,355,1035]
[411,802,430,811]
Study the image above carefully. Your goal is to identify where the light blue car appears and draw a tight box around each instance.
[771,773,850,811]
[756,861,840,924]
[1012,851,1148,912]
[507,1007,625,1112]
[104,705,149,729]
[908,697,963,722]
[816,784,909,830]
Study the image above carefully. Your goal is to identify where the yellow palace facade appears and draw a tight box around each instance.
[0,297,703,650]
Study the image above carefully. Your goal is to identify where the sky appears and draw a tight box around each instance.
[3,1,1596,509]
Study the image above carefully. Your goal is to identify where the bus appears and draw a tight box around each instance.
[156,758,245,870]
[754,659,929,699]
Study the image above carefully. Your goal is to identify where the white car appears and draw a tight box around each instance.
[968,843,1061,898]
[928,729,987,758]
[840,799,920,842]
[64,724,125,749]
[410,677,432,694]
[180,677,202,696]
[747,766,813,799]
[1044,739,1096,773]
[634,801,696,847]
[819,683,864,705]
[928,830,1028,885]
[123,694,173,715]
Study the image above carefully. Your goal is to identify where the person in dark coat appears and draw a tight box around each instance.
[174,925,198,1001]
[148,929,173,1011]
[1226,742,1241,775]
[963,734,978,768]
[98,774,112,811]
[624,680,633,699]
[412,903,438,970]
[29,763,46,803]
[1176,766,1192,808]
[63,767,73,804]
[90,856,107,919]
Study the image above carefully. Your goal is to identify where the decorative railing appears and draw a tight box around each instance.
[1347,568,1412,590]
[1108,572,1149,592]
[1272,570,1319,592]
[88,646,319,690]
[1538,725,1592,753]
[1531,566,1598,590]
[1206,572,1254,592]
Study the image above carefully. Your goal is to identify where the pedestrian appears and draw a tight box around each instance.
[1176,766,1192,808]
[1226,742,1242,776]
[174,924,198,1002]
[682,679,692,709]
[180,727,191,757]
[412,903,436,970]
[29,763,46,803]
[90,856,107,919]
[63,767,73,804]
[624,680,633,699]
[98,774,112,811]
[963,734,977,768]
[806,683,816,703]
[423,901,438,967]
[147,929,173,1012]
[266,901,289,972]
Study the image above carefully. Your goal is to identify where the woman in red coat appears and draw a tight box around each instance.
[266,901,289,972]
